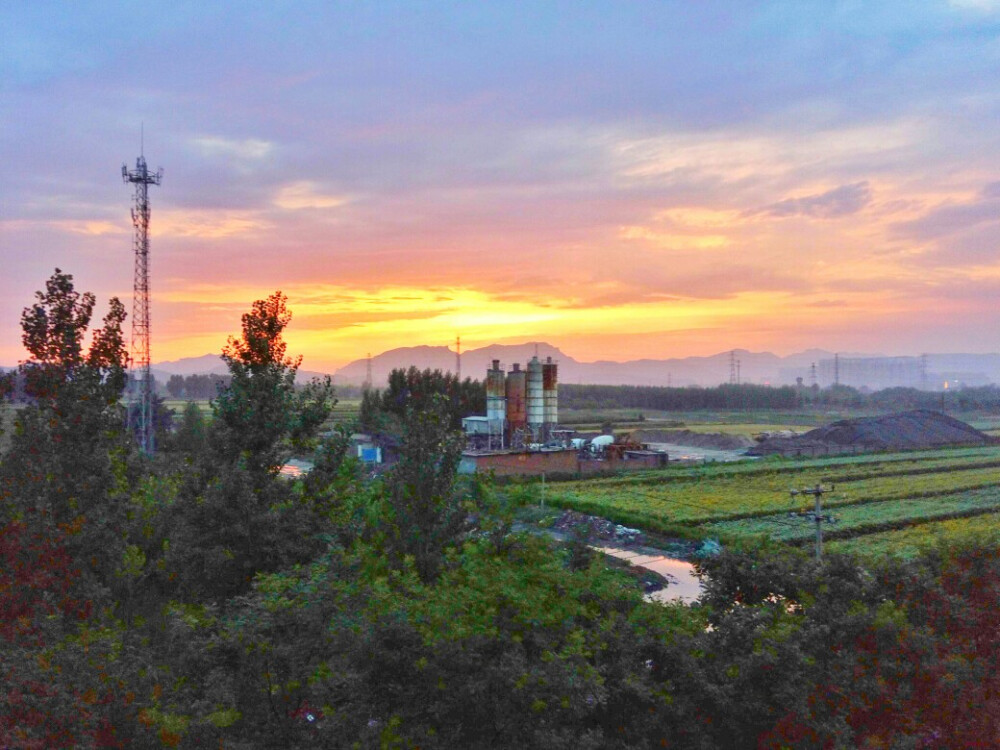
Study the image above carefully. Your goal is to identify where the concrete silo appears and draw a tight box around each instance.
[485,359,507,448]
[505,363,527,437]
[542,356,558,434]
[526,356,544,441]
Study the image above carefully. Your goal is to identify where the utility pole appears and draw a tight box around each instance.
[790,484,836,560]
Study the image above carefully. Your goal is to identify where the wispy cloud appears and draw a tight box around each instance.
[153,210,271,239]
[190,136,274,161]
[894,182,1000,241]
[272,182,350,210]
[753,182,873,219]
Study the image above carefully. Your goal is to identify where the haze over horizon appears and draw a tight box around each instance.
[4,2,1000,372]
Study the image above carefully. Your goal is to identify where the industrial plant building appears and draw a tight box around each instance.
[461,356,668,476]
[463,355,560,449]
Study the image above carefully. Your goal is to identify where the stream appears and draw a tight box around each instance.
[591,545,704,604]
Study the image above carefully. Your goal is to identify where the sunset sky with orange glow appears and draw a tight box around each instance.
[3,2,1000,372]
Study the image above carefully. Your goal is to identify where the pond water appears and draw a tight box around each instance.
[592,546,704,604]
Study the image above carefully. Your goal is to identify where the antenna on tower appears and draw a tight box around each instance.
[363,352,373,392]
[122,142,163,454]
[729,350,737,385]
[834,353,840,387]
[455,336,462,381]
[810,362,818,388]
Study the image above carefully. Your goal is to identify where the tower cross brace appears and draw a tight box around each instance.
[122,154,162,454]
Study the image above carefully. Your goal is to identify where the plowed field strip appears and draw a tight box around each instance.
[700,487,1000,541]
[547,465,1000,525]
[828,513,1000,557]
[554,447,1000,491]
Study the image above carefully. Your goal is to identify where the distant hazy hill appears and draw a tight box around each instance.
[151,354,329,385]
[334,344,838,388]
[144,346,1000,390]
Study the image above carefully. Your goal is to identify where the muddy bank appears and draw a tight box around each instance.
[546,510,710,602]
[629,429,755,451]
[749,409,997,456]
[550,509,701,559]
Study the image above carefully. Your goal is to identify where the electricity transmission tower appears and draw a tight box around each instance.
[363,352,373,391]
[122,150,162,454]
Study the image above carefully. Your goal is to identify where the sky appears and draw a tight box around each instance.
[2,1,1000,372]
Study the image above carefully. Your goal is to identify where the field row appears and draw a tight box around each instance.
[828,513,1000,558]
[558,446,1000,490]
[700,487,1000,542]
[547,464,1000,525]
[541,446,1000,558]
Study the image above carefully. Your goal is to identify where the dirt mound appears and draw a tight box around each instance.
[748,410,996,456]
[631,429,755,450]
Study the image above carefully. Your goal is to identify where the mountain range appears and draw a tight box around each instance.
[7,344,1000,390]
[332,343,834,388]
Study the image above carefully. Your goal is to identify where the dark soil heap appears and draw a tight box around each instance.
[748,409,996,456]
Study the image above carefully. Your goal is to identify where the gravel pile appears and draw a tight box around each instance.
[748,409,996,456]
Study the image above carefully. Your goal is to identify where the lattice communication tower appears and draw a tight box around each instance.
[122,153,162,454]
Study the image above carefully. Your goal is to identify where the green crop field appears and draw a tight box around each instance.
[539,445,1000,557]
[828,513,1000,558]
[161,396,361,426]
[163,399,213,416]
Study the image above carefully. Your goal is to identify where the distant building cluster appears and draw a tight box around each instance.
[816,355,993,391]
[459,356,668,476]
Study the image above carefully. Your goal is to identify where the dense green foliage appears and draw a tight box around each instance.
[7,270,1000,747]
[359,365,485,435]
[561,382,801,412]
[165,373,231,400]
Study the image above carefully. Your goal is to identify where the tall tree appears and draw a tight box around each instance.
[1,270,131,595]
[211,291,333,476]
[381,396,470,582]
[162,292,336,601]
